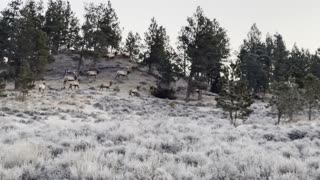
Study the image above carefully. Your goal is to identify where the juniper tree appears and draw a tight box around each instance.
[302,74,320,121]
[217,64,254,126]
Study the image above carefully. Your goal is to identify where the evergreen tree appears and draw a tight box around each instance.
[217,64,254,126]
[14,0,49,89]
[302,74,320,121]
[288,45,311,87]
[124,31,142,62]
[157,47,181,87]
[144,18,169,73]
[269,80,303,124]
[82,1,121,56]
[310,49,320,78]
[44,0,79,53]
[15,59,32,90]
[0,74,6,97]
[179,7,230,100]
[0,0,23,76]
[272,33,290,82]
[237,24,270,93]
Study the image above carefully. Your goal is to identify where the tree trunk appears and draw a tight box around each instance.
[198,90,202,101]
[148,63,152,74]
[308,104,312,121]
[186,74,193,102]
[276,111,282,125]
[183,52,186,77]
[77,53,83,73]
[288,112,293,122]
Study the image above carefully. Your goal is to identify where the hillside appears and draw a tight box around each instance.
[0,56,320,179]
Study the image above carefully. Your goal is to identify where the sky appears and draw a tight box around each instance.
[1,0,320,57]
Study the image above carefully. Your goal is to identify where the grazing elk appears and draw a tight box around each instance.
[99,81,113,91]
[64,70,78,83]
[115,69,131,80]
[106,53,115,59]
[86,70,99,79]
[129,88,140,97]
[66,80,80,90]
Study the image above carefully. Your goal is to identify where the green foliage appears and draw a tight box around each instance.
[288,45,311,88]
[124,31,142,62]
[0,0,50,88]
[237,24,271,93]
[82,1,122,55]
[217,65,254,126]
[309,49,320,78]
[269,80,303,124]
[16,0,49,83]
[44,0,80,53]
[15,60,33,90]
[143,18,179,88]
[272,34,290,82]
[157,48,180,87]
[302,74,320,120]
[144,18,169,72]
[179,7,230,96]
[0,77,6,97]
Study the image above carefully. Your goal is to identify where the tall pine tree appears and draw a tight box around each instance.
[179,7,230,100]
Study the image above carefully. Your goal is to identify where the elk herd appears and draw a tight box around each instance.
[53,65,140,96]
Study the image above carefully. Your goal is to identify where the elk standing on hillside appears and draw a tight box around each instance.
[86,70,99,79]
[65,80,80,90]
[38,81,46,93]
[99,81,113,91]
[115,67,131,80]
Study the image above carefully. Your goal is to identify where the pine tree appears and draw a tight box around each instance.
[144,18,169,73]
[302,74,320,121]
[288,45,311,88]
[0,75,6,97]
[44,0,79,53]
[310,49,320,78]
[217,64,253,126]
[179,7,230,100]
[272,33,290,82]
[124,31,142,62]
[237,24,270,94]
[81,1,121,66]
[269,80,303,124]
[14,0,49,89]
[0,0,23,77]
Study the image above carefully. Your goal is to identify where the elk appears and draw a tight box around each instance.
[38,81,46,93]
[99,81,113,91]
[86,70,99,79]
[129,88,140,97]
[115,69,131,80]
[64,80,80,90]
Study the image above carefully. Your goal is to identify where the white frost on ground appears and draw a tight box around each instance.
[0,56,320,179]
[0,88,320,180]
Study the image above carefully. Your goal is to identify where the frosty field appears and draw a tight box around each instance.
[1,86,320,180]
